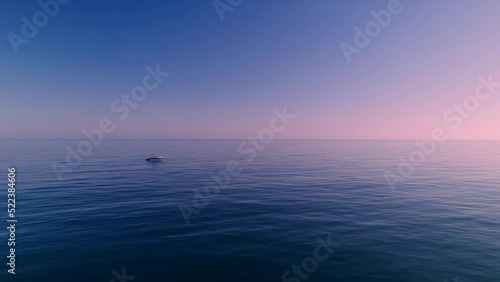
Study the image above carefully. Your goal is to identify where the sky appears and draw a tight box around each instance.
[1,0,499,140]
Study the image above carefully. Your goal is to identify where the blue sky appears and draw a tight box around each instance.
[1,0,500,139]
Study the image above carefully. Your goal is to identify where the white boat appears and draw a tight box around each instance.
[146,155,166,162]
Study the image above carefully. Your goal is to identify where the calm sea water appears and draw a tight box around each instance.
[0,140,499,282]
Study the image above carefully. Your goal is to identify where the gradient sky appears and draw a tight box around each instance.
[1,0,499,139]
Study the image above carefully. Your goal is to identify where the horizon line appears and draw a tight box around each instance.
[1,138,500,141]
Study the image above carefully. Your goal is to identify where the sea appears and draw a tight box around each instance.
[0,139,499,282]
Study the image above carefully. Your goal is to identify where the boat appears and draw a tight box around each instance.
[146,155,166,162]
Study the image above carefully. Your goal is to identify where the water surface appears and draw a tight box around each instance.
[0,140,499,282]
